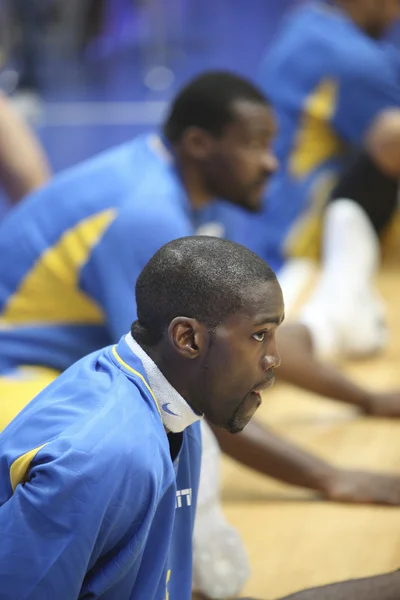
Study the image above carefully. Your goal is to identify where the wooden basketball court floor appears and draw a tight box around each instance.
[220,267,400,598]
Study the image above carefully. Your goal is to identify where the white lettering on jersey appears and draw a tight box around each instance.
[176,488,192,508]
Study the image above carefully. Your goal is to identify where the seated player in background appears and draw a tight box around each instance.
[216,0,400,359]
[1,71,400,599]
[0,236,284,600]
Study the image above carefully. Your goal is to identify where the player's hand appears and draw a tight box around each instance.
[362,391,400,418]
[325,469,400,505]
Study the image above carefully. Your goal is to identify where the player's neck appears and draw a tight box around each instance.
[174,151,213,209]
[142,342,200,414]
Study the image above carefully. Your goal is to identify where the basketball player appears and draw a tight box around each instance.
[0,236,283,600]
[216,0,400,359]
[1,71,400,599]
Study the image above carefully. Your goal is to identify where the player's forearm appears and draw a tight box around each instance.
[277,324,370,410]
[278,570,400,600]
[211,420,336,494]
[0,93,50,202]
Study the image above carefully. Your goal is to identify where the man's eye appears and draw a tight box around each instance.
[252,332,265,342]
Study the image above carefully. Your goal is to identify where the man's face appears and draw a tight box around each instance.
[202,100,278,213]
[194,279,284,433]
[377,0,400,35]
[357,0,400,37]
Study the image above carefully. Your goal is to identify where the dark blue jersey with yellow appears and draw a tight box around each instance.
[0,134,193,374]
[216,1,400,270]
[0,334,201,599]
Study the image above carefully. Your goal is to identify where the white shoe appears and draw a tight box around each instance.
[300,285,388,359]
[192,503,250,599]
[339,286,387,357]
[299,200,387,359]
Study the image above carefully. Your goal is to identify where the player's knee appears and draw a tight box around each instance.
[366,109,400,177]
[331,150,398,235]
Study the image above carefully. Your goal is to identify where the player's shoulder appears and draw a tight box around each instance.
[84,356,169,466]
[0,144,135,241]
[98,175,192,243]
[98,133,188,216]
[27,138,147,210]
[3,347,162,456]
[278,3,391,72]
[0,354,170,502]
[319,15,395,85]
[66,349,166,448]
[13,375,166,483]
[66,378,168,492]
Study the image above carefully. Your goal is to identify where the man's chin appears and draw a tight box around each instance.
[226,423,246,434]
[240,196,263,214]
[226,191,263,214]
[224,415,251,434]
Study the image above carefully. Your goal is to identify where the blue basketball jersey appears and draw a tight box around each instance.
[0,334,201,599]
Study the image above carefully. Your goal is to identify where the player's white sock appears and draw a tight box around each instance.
[300,199,387,358]
[192,421,250,599]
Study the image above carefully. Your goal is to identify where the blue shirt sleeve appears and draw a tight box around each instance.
[381,42,400,79]
[333,54,400,143]
[83,200,192,340]
[0,443,154,600]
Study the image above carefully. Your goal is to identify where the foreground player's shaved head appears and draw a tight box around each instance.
[132,236,284,433]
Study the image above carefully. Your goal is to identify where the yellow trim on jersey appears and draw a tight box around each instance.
[1,208,117,327]
[285,171,337,261]
[290,79,343,179]
[165,569,171,600]
[0,367,59,431]
[10,443,48,492]
[112,345,161,415]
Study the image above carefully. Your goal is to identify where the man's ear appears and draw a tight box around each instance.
[168,317,210,359]
[180,127,215,161]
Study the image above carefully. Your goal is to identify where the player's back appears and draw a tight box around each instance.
[0,135,191,374]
